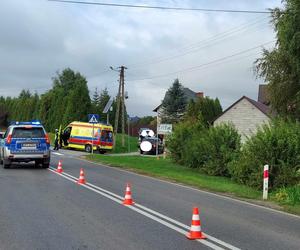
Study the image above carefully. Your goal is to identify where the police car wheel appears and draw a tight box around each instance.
[42,163,49,168]
[85,144,92,153]
[3,162,10,169]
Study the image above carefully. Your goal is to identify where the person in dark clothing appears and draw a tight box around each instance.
[54,129,59,150]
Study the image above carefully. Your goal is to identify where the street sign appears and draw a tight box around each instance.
[103,98,113,113]
[158,124,172,134]
[88,114,99,124]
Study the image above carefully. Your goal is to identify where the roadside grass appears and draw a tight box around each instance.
[86,155,300,215]
[111,134,138,153]
[86,155,261,200]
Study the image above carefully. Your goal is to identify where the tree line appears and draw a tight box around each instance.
[0,68,126,132]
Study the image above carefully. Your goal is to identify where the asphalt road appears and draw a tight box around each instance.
[0,149,299,250]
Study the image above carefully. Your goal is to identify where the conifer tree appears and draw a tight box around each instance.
[161,79,187,123]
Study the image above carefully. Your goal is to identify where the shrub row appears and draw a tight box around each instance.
[167,121,241,177]
[167,119,300,190]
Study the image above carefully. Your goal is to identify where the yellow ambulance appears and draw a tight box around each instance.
[61,121,113,153]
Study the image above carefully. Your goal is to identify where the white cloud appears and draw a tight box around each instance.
[0,0,282,116]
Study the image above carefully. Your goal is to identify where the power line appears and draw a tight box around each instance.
[127,40,275,81]
[128,16,269,69]
[48,0,272,14]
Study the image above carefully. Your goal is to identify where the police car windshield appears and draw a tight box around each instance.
[12,127,45,138]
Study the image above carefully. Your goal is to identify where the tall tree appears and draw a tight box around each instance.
[39,68,91,131]
[185,97,222,126]
[161,79,187,123]
[256,0,300,118]
[98,88,110,113]
[91,87,100,113]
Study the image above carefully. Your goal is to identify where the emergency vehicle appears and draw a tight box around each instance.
[61,121,113,153]
[0,121,51,168]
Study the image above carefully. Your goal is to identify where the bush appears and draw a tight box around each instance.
[275,186,300,205]
[167,122,241,177]
[229,119,300,190]
[166,121,204,164]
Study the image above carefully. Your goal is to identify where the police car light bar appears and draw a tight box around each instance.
[10,120,42,125]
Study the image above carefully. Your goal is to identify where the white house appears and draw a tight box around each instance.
[213,96,273,143]
[153,88,203,127]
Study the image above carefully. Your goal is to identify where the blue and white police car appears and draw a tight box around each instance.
[0,121,50,168]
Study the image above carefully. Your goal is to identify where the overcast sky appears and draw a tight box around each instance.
[0,0,282,116]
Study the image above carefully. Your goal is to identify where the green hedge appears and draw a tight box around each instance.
[168,119,300,191]
[167,122,241,176]
[229,119,300,189]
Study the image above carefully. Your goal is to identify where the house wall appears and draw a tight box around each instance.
[214,98,270,143]
[156,107,162,127]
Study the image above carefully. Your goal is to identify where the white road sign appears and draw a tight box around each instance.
[158,124,172,134]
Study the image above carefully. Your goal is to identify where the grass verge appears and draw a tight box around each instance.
[112,134,138,153]
[86,155,260,199]
[86,155,300,215]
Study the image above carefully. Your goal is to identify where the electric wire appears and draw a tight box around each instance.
[127,40,275,81]
[48,0,272,14]
[128,17,270,69]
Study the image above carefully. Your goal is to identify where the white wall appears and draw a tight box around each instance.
[214,98,270,143]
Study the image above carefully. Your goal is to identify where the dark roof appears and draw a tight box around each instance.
[213,96,273,122]
[153,87,199,112]
[245,96,271,115]
[258,84,270,105]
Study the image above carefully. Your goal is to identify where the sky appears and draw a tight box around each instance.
[0,0,283,117]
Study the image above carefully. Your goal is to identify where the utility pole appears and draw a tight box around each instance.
[120,66,126,147]
[111,66,127,148]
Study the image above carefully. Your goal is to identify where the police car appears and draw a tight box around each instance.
[0,121,50,168]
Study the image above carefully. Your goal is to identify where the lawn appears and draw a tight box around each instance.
[85,154,300,215]
[86,155,261,199]
[111,134,138,153]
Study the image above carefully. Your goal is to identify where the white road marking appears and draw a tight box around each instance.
[80,158,300,219]
[49,167,240,250]
[52,152,64,156]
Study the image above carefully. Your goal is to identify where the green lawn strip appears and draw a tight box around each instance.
[86,155,300,215]
[112,134,138,153]
[281,204,300,215]
[86,155,261,200]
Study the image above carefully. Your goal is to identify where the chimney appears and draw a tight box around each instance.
[196,92,204,98]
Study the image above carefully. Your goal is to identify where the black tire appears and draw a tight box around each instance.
[3,160,11,169]
[35,160,41,167]
[85,144,92,153]
[42,163,49,168]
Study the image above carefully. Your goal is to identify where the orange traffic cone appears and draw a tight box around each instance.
[123,183,134,205]
[56,160,63,173]
[186,207,206,240]
[77,168,86,184]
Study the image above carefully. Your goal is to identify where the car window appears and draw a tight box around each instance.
[12,127,45,138]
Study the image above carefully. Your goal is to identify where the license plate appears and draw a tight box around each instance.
[22,144,37,149]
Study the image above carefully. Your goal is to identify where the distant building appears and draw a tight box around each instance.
[214,95,274,143]
[153,88,203,126]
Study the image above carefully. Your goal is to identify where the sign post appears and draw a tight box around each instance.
[88,114,100,154]
[263,164,269,200]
